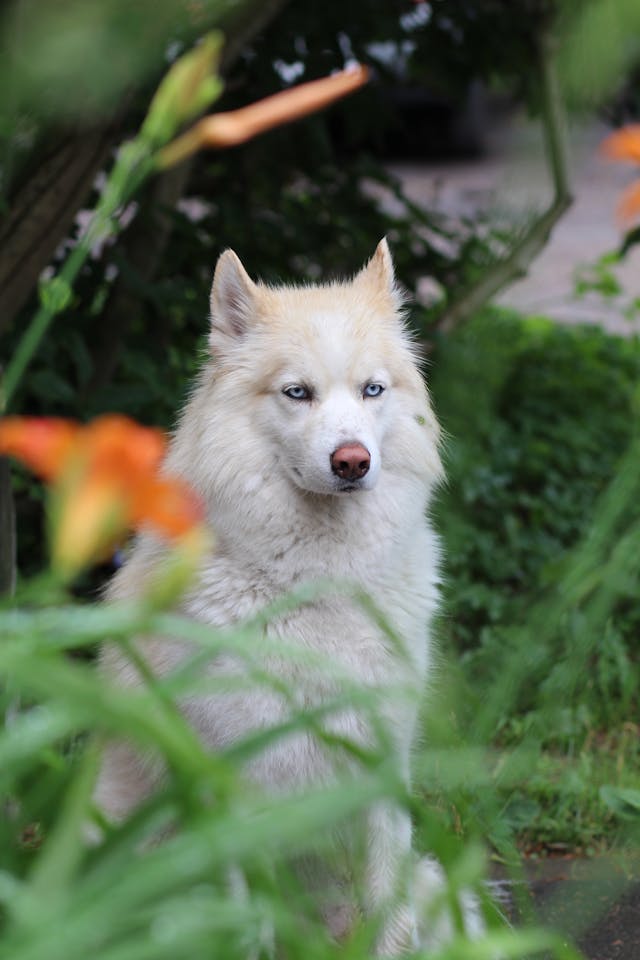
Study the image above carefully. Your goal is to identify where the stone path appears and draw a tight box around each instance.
[384,117,640,335]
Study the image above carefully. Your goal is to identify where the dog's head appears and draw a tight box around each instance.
[182,241,442,500]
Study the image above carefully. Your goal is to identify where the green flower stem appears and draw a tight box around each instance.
[1,140,154,412]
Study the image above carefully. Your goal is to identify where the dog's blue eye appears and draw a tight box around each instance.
[363,383,385,398]
[283,385,311,401]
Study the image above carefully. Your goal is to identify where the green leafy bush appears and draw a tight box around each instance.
[432,310,640,731]
[419,313,640,853]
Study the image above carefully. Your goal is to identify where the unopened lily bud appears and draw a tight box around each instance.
[142,32,224,147]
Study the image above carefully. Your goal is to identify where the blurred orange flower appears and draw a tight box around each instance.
[0,417,79,481]
[0,415,204,578]
[601,125,640,163]
[601,125,640,224]
[158,64,369,168]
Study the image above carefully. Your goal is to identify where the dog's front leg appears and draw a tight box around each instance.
[364,802,417,956]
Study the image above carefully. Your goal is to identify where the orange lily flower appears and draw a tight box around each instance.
[601,125,640,224]
[0,415,204,579]
[601,125,640,163]
[0,417,79,481]
[158,64,369,168]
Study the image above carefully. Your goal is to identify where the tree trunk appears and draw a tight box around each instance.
[0,131,115,331]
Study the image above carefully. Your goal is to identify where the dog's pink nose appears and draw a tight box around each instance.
[331,444,371,481]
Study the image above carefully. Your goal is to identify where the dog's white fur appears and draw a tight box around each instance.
[94,241,468,953]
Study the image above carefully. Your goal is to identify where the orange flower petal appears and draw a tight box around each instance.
[617,179,640,223]
[158,64,369,167]
[200,65,370,147]
[2,414,205,575]
[0,417,80,480]
[601,125,640,163]
[131,476,205,539]
[83,415,167,484]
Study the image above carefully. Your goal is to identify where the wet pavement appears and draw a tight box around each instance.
[496,857,640,959]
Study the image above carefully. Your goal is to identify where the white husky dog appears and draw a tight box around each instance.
[95,240,482,953]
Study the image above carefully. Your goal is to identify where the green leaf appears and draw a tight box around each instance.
[599,785,640,821]
[19,746,100,926]
[619,225,640,259]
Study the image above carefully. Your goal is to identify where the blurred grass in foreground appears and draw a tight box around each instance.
[1,587,586,960]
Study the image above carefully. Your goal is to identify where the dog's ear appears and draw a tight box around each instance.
[357,238,397,299]
[209,249,257,354]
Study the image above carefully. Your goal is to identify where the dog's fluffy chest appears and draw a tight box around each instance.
[180,514,439,724]
[180,582,427,791]
[185,507,438,660]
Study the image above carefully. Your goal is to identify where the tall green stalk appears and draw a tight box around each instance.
[2,144,152,412]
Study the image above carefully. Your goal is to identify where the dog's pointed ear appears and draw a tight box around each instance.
[209,249,257,354]
[357,238,397,298]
